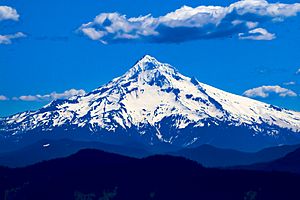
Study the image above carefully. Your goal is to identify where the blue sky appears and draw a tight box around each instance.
[1,0,300,117]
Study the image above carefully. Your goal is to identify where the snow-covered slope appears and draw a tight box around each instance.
[1,55,300,151]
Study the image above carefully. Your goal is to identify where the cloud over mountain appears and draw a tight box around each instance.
[78,0,300,44]
[243,85,297,98]
[12,89,86,101]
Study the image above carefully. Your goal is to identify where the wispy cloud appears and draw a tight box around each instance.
[12,89,86,101]
[78,0,300,44]
[243,85,297,98]
[0,95,9,101]
[283,81,296,86]
[0,32,26,44]
[0,6,19,21]
[238,28,275,40]
[296,68,300,74]
[0,6,25,45]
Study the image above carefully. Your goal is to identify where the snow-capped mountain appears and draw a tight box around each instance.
[1,55,300,151]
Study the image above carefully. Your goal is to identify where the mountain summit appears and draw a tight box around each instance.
[1,55,300,151]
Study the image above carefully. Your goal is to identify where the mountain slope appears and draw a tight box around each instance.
[235,147,300,174]
[170,144,300,167]
[1,149,300,200]
[1,55,300,152]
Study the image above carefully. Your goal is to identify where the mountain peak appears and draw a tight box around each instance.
[134,54,161,71]
[140,54,157,62]
[122,55,177,80]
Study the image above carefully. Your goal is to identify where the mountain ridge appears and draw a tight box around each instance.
[234,146,300,174]
[1,138,299,168]
[1,148,300,200]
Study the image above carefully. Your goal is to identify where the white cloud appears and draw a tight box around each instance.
[81,28,105,40]
[283,81,296,86]
[0,6,19,21]
[238,28,276,40]
[0,6,25,45]
[13,89,86,101]
[296,68,300,74]
[0,95,9,101]
[78,0,300,44]
[243,85,297,98]
[0,32,26,44]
